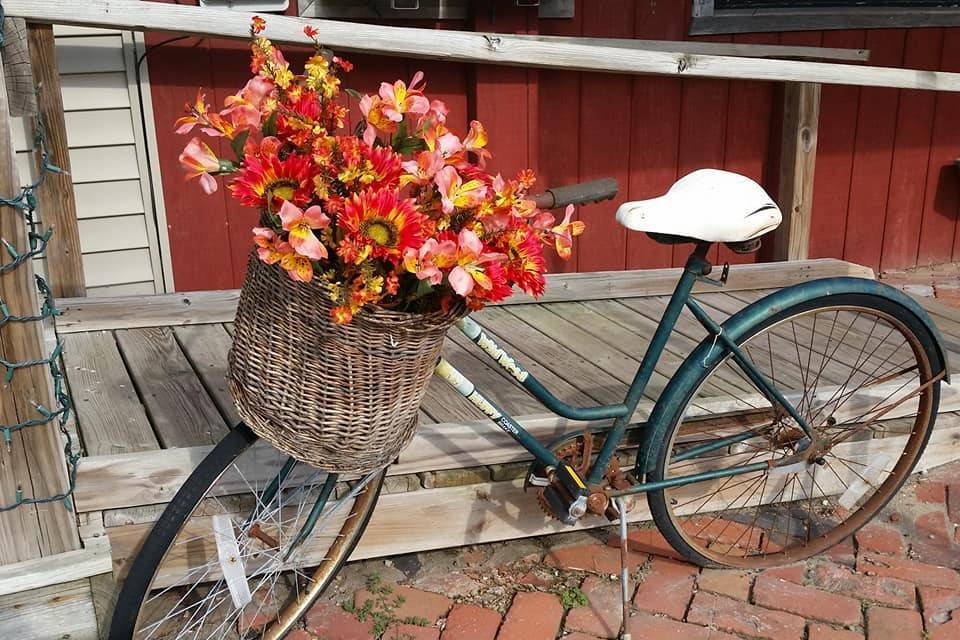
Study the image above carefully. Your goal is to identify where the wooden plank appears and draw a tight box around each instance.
[60,331,158,456]
[54,259,876,334]
[514,34,869,62]
[0,47,79,563]
[171,324,240,426]
[0,578,98,640]
[28,23,85,297]
[0,545,111,597]
[6,0,960,92]
[773,82,821,261]
[104,418,960,587]
[114,327,229,447]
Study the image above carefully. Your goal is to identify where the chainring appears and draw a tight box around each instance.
[535,432,630,521]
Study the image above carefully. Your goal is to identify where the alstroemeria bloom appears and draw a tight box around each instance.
[179,137,220,194]
[403,237,456,285]
[175,91,236,138]
[280,250,314,282]
[253,227,288,264]
[435,166,487,214]
[462,120,491,167]
[400,150,445,187]
[359,94,398,146]
[222,76,274,131]
[448,229,503,297]
[379,71,430,122]
[552,204,586,260]
[278,200,330,260]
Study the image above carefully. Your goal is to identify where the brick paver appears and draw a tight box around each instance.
[915,481,947,504]
[564,576,623,638]
[441,603,501,640]
[806,623,864,640]
[633,557,698,620]
[752,574,862,625]
[304,601,375,640]
[696,568,752,601]
[383,623,440,640]
[855,551,960,589]
[853,523,905,556]
[353,585,452,624]
[918,585,960,626]
[866,607,924,640]
[810,562,916,608]
[627,612,740,640]
[545,542,646,575]
[687,591,806,640]
[496,591,563,640]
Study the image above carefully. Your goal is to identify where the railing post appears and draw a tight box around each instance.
[0,41,79,564]
[27,23,84,297]
[773,81,821,261]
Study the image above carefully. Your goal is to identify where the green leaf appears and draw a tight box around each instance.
[262,110,278,137]
[231,129,250,160]
[345,88,363,100]
[392,136,427,156]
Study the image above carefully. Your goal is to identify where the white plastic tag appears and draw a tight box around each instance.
[212,514,252,610]
[838,454,890,509]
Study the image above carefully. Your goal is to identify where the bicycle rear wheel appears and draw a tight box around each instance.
[110,423,385,639]
[647,292,941,568]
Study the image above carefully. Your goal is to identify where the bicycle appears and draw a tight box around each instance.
[109,170,950,639]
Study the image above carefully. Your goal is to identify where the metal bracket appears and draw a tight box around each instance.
[699,262,730,287]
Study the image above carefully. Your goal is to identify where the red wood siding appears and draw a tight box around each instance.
[144,1,960,291]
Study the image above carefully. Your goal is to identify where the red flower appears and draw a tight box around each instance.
[251,16,266,35]
[303,25,320,39]
[229,153,316,210]
[340,189,425,266]
[497,223,547,298]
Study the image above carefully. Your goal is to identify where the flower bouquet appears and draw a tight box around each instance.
[176,18,584,472]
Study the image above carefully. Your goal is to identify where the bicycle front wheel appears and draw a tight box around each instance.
[110,423,386,639]
[647,292,941,568]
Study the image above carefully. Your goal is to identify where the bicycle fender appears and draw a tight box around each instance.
[639,276,950,476]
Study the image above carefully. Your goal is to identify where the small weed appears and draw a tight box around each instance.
[558,585,589,609]
[342,574,419,639]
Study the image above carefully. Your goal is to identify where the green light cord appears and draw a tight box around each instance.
[0,77,76,513]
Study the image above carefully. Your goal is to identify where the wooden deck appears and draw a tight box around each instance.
[11,258,960,635]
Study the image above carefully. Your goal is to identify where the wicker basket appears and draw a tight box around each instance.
[227,253,466,473]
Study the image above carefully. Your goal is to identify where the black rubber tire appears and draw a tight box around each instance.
[109,422,385,639]
[646,293,942,568]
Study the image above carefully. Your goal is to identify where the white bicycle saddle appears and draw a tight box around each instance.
[615,169,782,244]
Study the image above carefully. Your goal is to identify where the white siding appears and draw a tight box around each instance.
[16,28,162,295]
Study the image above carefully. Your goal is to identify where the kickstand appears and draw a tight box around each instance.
[616,498,632,640]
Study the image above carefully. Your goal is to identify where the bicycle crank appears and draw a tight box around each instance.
[526,432,633,524]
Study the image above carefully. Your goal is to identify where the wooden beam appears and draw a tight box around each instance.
[5,0,960,92]
[514,34,870,62]
[0,48,78,564]
[27,23,85,297]
[54,259,875,334]
[103,420,960,587]
[0,578,98,640]
[773,82,821,262]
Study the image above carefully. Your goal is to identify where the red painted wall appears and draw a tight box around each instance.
[145,1,960,291]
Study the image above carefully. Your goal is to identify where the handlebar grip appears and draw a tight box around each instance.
[530,178,619,210]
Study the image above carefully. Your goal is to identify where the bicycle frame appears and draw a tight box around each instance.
[435,243,814,498]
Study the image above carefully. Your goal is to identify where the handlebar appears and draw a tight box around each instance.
[529,177,619,210]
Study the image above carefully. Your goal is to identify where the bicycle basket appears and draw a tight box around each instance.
[227,253,466,473]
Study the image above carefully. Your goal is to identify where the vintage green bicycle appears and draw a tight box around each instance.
[110,171,949,639]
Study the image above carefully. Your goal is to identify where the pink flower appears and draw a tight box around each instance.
[400,150,445,187]
[462,120,491,167]
[252,227,287,264]
[403,237,456,284]
[178,137,220,194]
[448,229,503,297]
[378,72,430,122]
[222,76,274,132]
[551,205,586,260]
[434,166,487,214]
[278,200,330,260]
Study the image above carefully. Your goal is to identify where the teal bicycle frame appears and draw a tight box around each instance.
[266,242,948,545]
[435,242,813,498]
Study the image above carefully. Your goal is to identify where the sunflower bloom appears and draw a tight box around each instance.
[230,153,316,210]
[340,189,425,266]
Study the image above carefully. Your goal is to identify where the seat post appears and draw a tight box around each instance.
[685,242,714,277]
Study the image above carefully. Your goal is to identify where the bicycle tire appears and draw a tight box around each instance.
[646,292,941,568]
[110,422,385,639]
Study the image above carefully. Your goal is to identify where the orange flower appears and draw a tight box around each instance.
[280,251,314,282]
[552,204,586,260]
[175,91,236,139]
[303,25,320,39]
[178,137,221,194]
[331,305,353,324]
[251,16,266,35]
[253,227,288,264]
[340,189,425,266]
[230,153,316,210]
